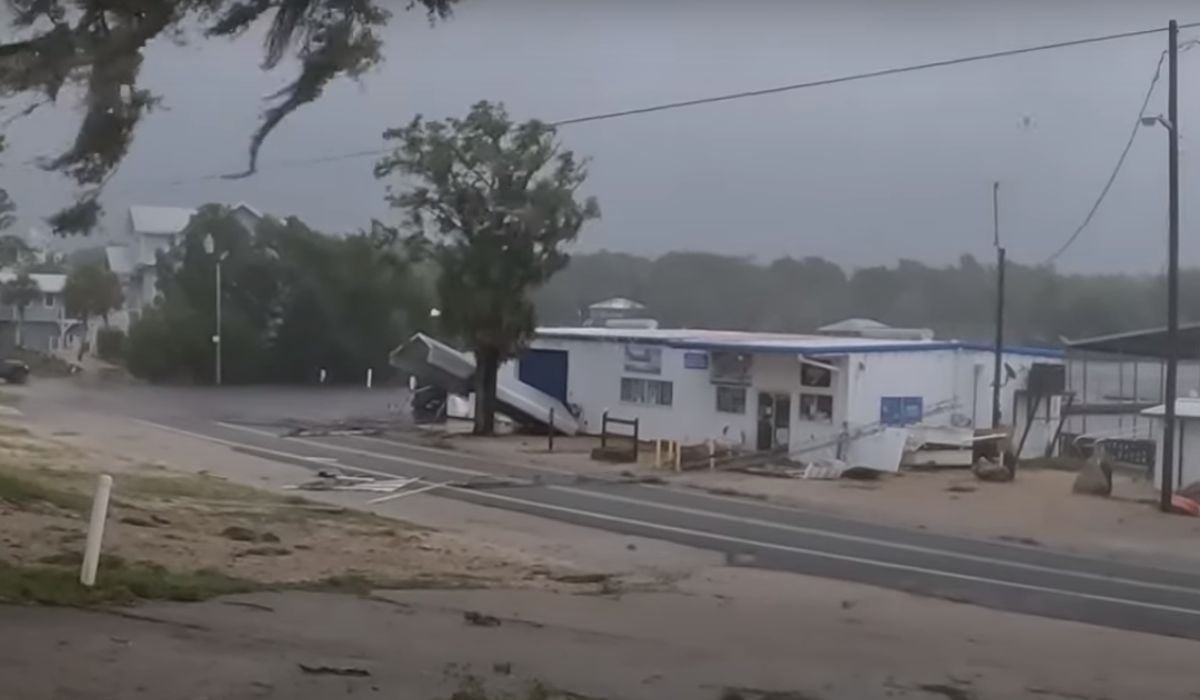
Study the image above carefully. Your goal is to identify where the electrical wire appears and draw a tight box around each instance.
[159,20,1200,185]
[1043,38,1200,264]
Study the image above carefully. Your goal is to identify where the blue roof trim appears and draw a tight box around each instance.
[534,330,1063,359]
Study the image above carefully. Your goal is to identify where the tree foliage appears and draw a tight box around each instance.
[1,271,40,348]
[375,101,600,434]
[0,0,459,234]
[535,251,1178,344]
[125,204,428,384]
[63,262,123,325]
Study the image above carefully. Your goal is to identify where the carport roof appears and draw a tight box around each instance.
[535,327,1062,358]
[1065,322,1200,360]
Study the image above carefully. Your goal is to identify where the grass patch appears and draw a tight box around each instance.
[117,472,288,503]
[0,423,30,437]
[0,470,90,513]
[0,559,259,606]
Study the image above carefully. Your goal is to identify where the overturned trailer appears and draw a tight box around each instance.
[389,333,579,435]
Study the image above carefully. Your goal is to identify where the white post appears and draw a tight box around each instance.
[708,439,715,471]
[655,439,662,469]
[366,368,373,389]
[319,368,327,384]
[80,474,113,587]
[674,442,682,472]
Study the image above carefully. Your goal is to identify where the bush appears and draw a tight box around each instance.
[96,328,125,362]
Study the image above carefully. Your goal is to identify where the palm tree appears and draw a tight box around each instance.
[2,273,41,349]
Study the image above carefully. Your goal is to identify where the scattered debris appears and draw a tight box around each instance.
[945,484,976,493]
[491,662,512,676]
[1179,480,1200,500]
[802,461,843,480]
[1071,454,1112,497]
[551,573,612,585]
[463,611,502,627]
[915,682,975,700]
[297,662,371,677]
[720,685,825,700]
[235,546,291,558]
[971,456,1013,483]
[840,466,882,480]
[1170,494,1200,517]
[220,600,275,612]
[288,471,418,494]
[220,526,259,542]
[997,535,1043,547]
[119,515,159,528]
[259,532,281,544]
[840,599,856,610]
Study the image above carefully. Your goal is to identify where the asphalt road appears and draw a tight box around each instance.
[122,409,1200,642]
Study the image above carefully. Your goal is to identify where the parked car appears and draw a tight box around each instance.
[0,359,30,384]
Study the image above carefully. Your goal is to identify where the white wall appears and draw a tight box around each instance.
[527,337,1061,457]
[1152,418,1200,490]
[529,337,746,445]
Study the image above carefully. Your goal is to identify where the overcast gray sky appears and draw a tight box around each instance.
[5,0,1200,272]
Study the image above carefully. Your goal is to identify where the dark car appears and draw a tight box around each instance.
[0,360,30,385]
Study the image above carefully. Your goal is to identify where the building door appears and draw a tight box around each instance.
[518,349,569,403]
[756,392,792,451]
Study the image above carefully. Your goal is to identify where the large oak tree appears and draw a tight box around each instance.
[375,101,600,435]
[0,0,458,233]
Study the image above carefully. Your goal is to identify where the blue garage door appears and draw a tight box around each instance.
[518,349,569,403]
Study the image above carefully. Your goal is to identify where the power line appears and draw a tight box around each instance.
[1044,37,1200,264]
[162,20,1200,185]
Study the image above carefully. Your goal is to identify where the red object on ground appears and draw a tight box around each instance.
[1170,494,1200,516]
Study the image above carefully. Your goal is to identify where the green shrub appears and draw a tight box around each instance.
[96,328,126,361]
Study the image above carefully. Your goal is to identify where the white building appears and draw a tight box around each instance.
[515,327,1064,460]
[1143,399,1200,490]
[0,271,80,352]
[105,202,266,327]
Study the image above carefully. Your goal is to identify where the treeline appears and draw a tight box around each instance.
[534,251,1187,344]
[126,206,431,384]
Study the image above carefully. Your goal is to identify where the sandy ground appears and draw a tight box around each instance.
[4,567,1200,699]
[437,429,1200,573]
[4,385,1200,699]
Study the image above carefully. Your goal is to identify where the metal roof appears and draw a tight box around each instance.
[129,205,195,235]
[535,326,1062,358]
[587,297,645,310]
[1143,398,1200,419]
[0,271,65,293]
[1065,323,1200,360]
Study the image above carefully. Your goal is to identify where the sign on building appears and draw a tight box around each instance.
[624,344,662,374]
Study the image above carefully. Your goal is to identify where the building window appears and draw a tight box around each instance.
[800,362,832,388]
[716,385,746,414]
[799,393,834,423]
[43,294,55,308]
[620,377,673,407]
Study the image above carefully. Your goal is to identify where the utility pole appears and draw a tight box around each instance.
[1161,19,1181,512]
[992,181,1006,429]
[215,257,223,387]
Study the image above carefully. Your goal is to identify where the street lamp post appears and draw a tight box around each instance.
[203,235,229,387]
[1141,20,1181,512]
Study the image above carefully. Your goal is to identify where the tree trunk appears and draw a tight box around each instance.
[14,308,23,349]
[473,344,500,435]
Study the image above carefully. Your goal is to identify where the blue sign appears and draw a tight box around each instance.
[880,396,924,426]
[683,352,709,370]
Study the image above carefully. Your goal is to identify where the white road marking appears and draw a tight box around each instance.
[221,420,1200,597]
[547,485,1200,598]
[137,418,1200,615]
[215,421,491,478]
[429,487,1200,618]
[350,433,577,476]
